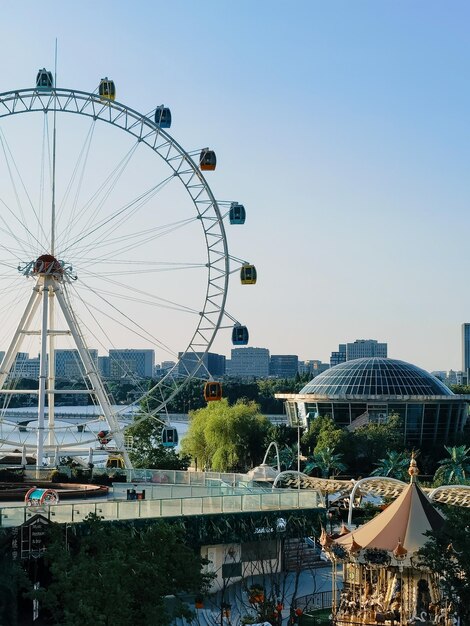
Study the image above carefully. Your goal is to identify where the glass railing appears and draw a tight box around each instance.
[0,489,323,528]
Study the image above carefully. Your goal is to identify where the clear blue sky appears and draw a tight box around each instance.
[0,1,469,371]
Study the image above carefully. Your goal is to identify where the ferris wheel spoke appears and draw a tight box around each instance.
[70,213,196,262]
[62,172,175,259]
[68,281,177,357]
[56,118,97,252]
[58,140,141,252]
[0,129,50,253]
[76,270,201,314]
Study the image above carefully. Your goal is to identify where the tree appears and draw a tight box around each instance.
[418,506,470,624]
[304,447,346,478]
[433,445,470,485]
[370,450,410,481]
[181,399,271,472]
[35,515,211,626]
[302,415,348,457]
[127,414,190,469]
[348,413,404,475]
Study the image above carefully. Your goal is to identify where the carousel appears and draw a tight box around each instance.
[321,457,455,626]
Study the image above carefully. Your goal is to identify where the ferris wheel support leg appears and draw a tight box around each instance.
[36,279,50,474]
[47,289,56,450]
[53,284,132,469]
[0,284,42,390]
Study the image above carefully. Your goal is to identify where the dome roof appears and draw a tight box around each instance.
[300,357,453,397]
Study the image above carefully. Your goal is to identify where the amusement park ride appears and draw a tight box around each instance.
[0,68,256,472]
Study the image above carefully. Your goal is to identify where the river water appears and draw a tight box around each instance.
[0,406,189,456]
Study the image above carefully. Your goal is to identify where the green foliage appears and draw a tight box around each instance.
[127,413,190,470]
[0,553,30,626]
[418,506,470,623]
[34,514,211,626]
[433,445,470,485]
[181,398,271,472]
[304,447,346,478]
[302,415,346,455]
[0,468,24,482]
[348,413,404,475]
[370,450,410,481]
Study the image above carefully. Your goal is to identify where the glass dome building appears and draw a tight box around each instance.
[276,357,469,447]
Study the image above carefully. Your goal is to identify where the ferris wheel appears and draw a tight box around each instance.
[0,69,256,470]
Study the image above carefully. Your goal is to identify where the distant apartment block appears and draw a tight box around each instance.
[299,359,330,378]
[98,356,110,378]
[462,323,470,375]
[269,355,299,379]
[108,349,155,379]
[346,339,387,360]
[155,360,176,377]
[330,344,346,367]
[177,352,225,379]
[228,347,270,378]
[55,349,98,379]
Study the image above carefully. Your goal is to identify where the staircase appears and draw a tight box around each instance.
[283,538,322,571]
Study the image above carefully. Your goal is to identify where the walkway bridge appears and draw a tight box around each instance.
[0,468,324,528]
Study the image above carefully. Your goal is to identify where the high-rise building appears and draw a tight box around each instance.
[462,323,470,374]
[108,349,155,379]
[177,352,225,378]
[299,360,330,378]
[10,352,30,378]
[269,355,299,379]
[21,355,41,380]
[330,344,346,367]
[98,356,110,378]
[228,347,270,378]
[346,339,387,361]
[55,349,98,379]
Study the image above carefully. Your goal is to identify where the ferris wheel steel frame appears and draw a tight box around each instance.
[0,87,233,468]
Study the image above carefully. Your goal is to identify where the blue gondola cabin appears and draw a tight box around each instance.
[36,69,53,91]
[155,105,172,128]
[162,426,178,448]
[229,203,246,225]
[232,324,249,345]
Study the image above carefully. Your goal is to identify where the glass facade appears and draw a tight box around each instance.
[279,358,469,448]
[300,358,452,397]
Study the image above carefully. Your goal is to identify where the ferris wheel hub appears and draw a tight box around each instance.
[33,254,63,276]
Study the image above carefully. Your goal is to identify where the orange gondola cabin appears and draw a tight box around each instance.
[204,381,222,402]
[199,148,217,171]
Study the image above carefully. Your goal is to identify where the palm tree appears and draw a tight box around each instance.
[304,446,346,478]
[371,450,409,481]
[434,445,470,485]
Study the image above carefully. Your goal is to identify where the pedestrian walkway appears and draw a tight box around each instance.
[172,566,341,626]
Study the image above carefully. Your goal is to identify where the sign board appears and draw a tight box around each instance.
[19,514,51,560]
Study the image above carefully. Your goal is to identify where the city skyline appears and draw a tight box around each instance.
[0,2,469,373]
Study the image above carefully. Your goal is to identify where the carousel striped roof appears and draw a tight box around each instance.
[334,479,444,554]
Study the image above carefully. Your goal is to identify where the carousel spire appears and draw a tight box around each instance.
[348,534,362,554]
[408,452,419,483]
[393,538,408,559]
